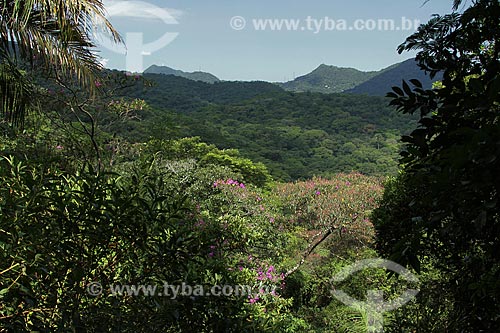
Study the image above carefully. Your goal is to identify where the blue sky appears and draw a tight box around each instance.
[98,0,457,82]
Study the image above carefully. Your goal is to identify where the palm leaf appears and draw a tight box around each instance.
[0,62,35,126]
[0,0,122,124]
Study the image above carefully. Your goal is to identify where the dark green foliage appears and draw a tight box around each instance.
[373,0,500,330]
[0,150,299,332]
[0,63,35,126]
[0,105,407,332]
[119,72,284,107]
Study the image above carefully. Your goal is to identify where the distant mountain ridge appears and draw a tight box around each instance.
[279,58,439,96]
[144,59,439,96]
[144,65,220,84]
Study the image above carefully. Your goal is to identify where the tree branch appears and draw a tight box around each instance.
[285,226,337,277]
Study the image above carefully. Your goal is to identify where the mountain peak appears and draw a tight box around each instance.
[279,64,378,93]
[279,58,439,95]
[144,65,220,84]
[316,63,331,69]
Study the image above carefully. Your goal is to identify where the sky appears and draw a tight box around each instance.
[97,0,458,82]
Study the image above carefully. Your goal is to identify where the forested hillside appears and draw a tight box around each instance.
[112,73,416,180]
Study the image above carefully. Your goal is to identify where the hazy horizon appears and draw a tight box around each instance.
[99,0,456,81]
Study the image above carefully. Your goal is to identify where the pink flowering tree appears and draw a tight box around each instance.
[271,173,384,275]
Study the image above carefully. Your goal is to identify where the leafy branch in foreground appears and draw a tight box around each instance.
[374,0,500,330]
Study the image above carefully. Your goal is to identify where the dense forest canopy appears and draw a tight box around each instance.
[110,73,416,180]
[1,0,499,332]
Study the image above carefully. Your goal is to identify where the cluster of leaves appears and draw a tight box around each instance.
[139,138,273,188]
[373,0,500,330]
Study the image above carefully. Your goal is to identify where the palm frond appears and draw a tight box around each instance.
[0,62,35,126]
[0,0,122,124]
